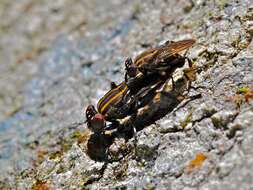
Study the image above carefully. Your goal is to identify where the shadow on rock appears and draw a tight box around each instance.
[86,133,113,161]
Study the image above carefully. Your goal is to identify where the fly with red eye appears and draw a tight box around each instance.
[86,72,163,134]
[85,39,196,134]
[86,105,106,133]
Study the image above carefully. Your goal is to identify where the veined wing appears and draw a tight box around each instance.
[156,39,195,61]
[134,48,159,67]
[133,39,195,67]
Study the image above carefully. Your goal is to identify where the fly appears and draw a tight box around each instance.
[86,81,134,133]
[85,39,196,134]
[124,39,195,83]
[86,73,164,133]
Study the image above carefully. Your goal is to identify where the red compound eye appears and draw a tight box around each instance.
[89,113,106,133]
[93,113,104,121]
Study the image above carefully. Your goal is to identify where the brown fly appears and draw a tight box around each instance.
[86,72,164,133]
[86,39,196,134]
[124,39,195,83]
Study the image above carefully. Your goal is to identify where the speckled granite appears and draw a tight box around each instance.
[0,0,252,189]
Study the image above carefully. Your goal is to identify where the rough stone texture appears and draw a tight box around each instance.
[0,0,253,189]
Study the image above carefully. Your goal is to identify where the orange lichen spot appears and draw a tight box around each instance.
[186,152,207,173]
[229,86,253,108]
[244,90,253,102]
[16,46,46,64]
[48,150,63,160]
[32,180,50,190]
[37,150,48,164]
[229,94,243,108]
[160,14,172,25]
[78,129,91,144]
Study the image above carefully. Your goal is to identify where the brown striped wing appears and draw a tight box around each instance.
[156,39,195,61]
[134,48,159,67]
[133,39,195,68]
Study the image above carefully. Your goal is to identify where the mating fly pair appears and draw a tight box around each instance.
[86,39,196,134]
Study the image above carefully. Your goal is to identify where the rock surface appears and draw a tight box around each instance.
[0,0,253,189]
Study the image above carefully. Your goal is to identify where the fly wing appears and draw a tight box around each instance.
[156,39,195,61]
[133,39,195,70]
[134,48,160,67]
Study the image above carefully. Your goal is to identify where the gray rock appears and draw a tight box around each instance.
[1,0,253,189]
[211,110,238,129]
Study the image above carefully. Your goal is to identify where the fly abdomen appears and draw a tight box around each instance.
[97,82,128,116]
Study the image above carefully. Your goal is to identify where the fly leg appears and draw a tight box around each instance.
[183,57,205,94]
[125,57,138,83]
[128,82,164,151]
[124,73,128,83]
[171,76,175,90]
[187,57,193,67]
[127,99,138,152]
[182,57,196,93]
[183,58,205,100]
